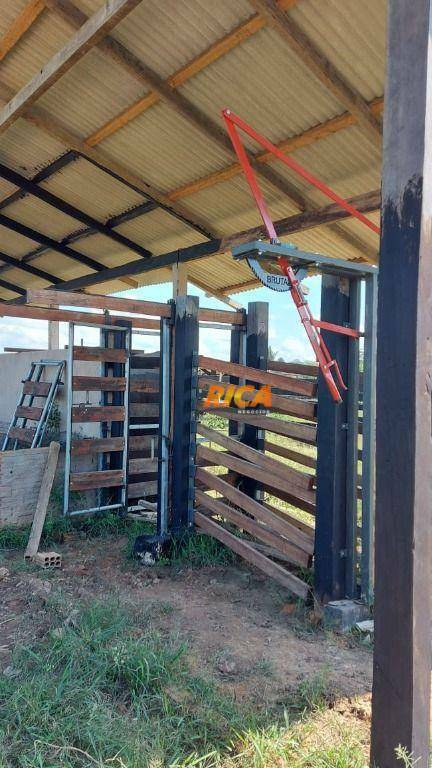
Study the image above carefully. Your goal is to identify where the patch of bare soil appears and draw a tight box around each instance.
[0,536,372,714]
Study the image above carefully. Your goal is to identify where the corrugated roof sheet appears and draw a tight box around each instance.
[0,0,384,301]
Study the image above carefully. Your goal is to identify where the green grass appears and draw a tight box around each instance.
[0,599,369,768]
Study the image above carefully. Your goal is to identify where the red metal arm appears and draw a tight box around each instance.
[222,108,371,403]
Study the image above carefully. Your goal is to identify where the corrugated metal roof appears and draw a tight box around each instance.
[0,0,384,301]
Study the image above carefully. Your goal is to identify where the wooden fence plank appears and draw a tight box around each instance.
[195,489,309,567]
[24,441,60,558]
[71,437,125,455]
[265,440,317,469]
[73,346,127,363]
[197,444,316,508]
[22,380,51,396]
[269,361,318,377]
[72,405,125,422]
[27,288,171,317]
[72,376,126,391]
[128,458,158,474]
[197,423,312,491]
[130,379,159,393]
[198,377,316,419]
[208,410,316,444]
[127,480,158,498]
[195,510,309,599]
[7,426,35,443]
[15,405,43,420]
[199,355,316,397]
[129,403,159,418]
[262,500,315,536]
[196,466,314,554]
[263,483,316,516]
[69,469,124,491]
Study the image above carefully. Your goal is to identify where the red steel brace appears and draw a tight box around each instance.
[222,108,374,404]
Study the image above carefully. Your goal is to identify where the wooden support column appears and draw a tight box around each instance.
[241,302,268,498]
[48,304,59,349]
[371,1,432,765]
[315,276,350,602]
[171,295,199,535]
[172,263,188,297]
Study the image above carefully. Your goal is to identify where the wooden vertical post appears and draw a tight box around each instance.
[172,263,188,298]
[241,302,268,498]
[371,1,432,765]
[171,295,199,535]
[315,275,350,602]
[48,304,59,349]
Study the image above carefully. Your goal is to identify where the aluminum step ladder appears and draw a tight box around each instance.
[1,360,65,450]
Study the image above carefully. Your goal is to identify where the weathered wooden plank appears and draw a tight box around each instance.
[71,436,125,455]
[0,446,52,526]
[196,467,314,554]
[24,441,60,558]
[0,0,144,133]
[264,440,317,470]
[198,307,244,325]
[129,379,159,393]
[73,346,127,363]
[199,355,315,397]
[129,403,159,418]
[268,360,318,377]
[72,376,126,391]
[22,380,51,396]
[7,426,35,444]
[195,489,309,567]
[72,405,125,422]
[197,424,312,491]
[197,444,316,508]
[195,510,309,599]
[70,470,124,491]
[15,405,43,421]
[128,458,157,474]
[27,288,171,317]
[0,0,45,64]
[263,483,316,516]
[211,410,316,444]
[198,376,315,419]
[262,500,315,537]
[0,303,160,330]
[129,435,158,451]
[127,480,158,498]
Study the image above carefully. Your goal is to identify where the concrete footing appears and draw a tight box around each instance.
[324,599,370,633]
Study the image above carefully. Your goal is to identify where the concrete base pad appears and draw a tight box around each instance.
[324,599,370,633]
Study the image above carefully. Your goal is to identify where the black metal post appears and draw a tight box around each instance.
[371,1,432,764]
[241,301,268,498]
[315,276,350,602]
[171,295,199,535]
[228,307,246,438]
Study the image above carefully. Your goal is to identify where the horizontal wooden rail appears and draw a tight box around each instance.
[130,379,159,393]
[195,489,309,567]
[15,405,43,421]
[208,410,317,444]
[26,289,245,325]
[129,403,159,418]
[196,467,314,554]
[263,484,316,516]
[197,424,312,491]
[129,435,158,451]
[128,458,158,474]
[264,440,317,469]
[195,511,309,599]
[69,469,124,491]
[262,500,315,537]
[197,444,316,507]
[72,376,126,392]
[199,355,316,397]
[198,377,316,420]
[72,405,125,422]
[128,480,158,498]
[269,360,318,377]
[22,380,51,396]
[71,436,125,455]
[73,346,127,363]
[0,303,159,330]
[7,426,35,444]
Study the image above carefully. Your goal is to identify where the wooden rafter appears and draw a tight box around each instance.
[0,0,46,63]
[0,77,217,239]
[168,98,384,202]
[0,0,144,134]
[249,0,382,145]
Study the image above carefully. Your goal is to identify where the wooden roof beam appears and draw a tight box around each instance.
[0,77,217,239]
[249,0,382,146]
[0,0,144,134]
[20,189,379,296]
[0,0,46,64]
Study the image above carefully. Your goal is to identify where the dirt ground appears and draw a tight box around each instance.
[0,535,373,717]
